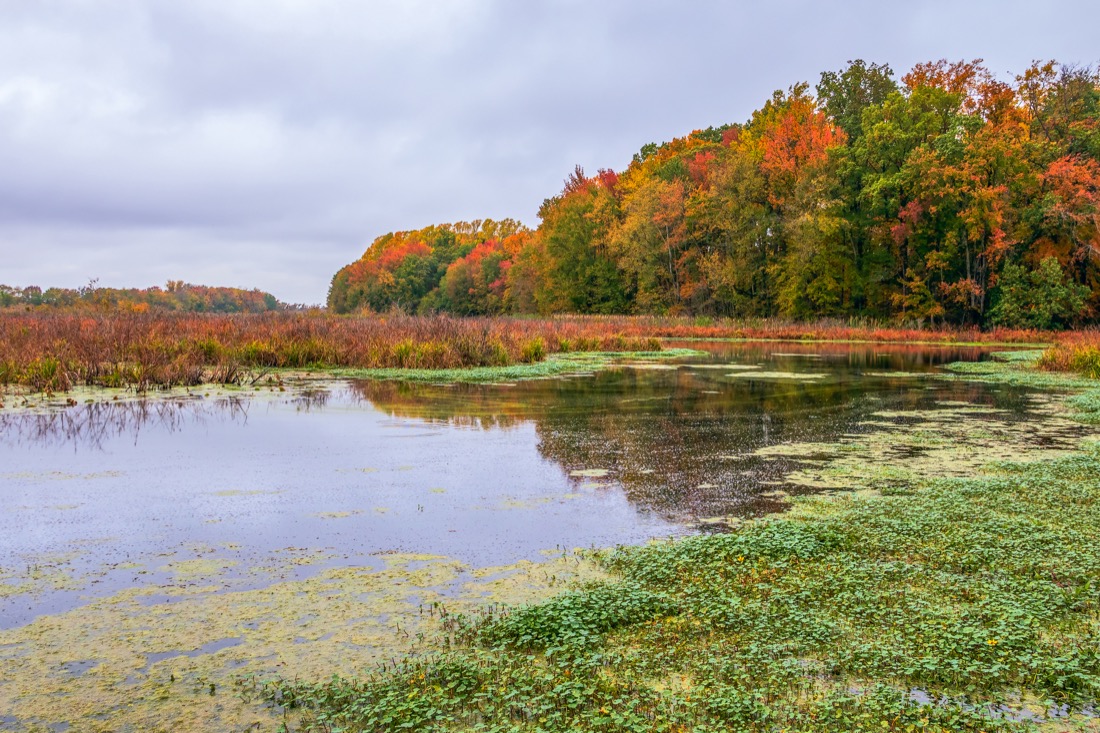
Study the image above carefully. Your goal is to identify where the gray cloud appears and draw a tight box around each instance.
[1,0,1097,303]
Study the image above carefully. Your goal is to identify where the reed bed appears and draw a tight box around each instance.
[0,311,1057,393]
[0,312,664,393]
[543,314,1049,344]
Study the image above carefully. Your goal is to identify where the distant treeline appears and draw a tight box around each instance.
[0,281,285,313]
[329,59,1100,329]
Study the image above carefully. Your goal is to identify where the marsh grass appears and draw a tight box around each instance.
[944,350,1100,390]
[0,313,663,393]
[541,315,1050,346]
[1039,332,1100,379]
[0,311,1057,395]
[260,359,1100,732]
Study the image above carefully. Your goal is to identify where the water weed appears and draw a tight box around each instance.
[261,358,1100,732]
[332,350,703,384]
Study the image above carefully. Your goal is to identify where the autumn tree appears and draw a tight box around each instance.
[536,168,627,313]
[324,59,1100,326]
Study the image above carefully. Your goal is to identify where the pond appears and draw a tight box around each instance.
[0,342,1088,731]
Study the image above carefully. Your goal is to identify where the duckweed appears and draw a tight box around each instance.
[726,370,826,380]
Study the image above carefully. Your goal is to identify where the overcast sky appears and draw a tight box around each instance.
[2,1,1097,304]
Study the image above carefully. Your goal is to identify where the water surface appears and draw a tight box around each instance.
[0,342,1066,629]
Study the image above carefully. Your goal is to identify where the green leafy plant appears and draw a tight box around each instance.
[988,257,1090,330]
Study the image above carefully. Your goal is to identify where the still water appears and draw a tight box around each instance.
[0,343,1054,629]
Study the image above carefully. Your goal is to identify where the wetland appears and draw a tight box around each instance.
[1,342,1099,731]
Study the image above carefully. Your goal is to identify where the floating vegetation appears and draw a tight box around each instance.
[495,496,557,511]
[944,357,1099,389]
[338,467,379,474]
[726,370,826,380]
[156,558,239,582]
[1067,390,1100,424]
[332,349,704,384]
[0,552,88,600]
[212,488,283,498]
[756,397,1096,493]
[0,551,606,732]
[0,580,32,599]
[1,470,124,482]
[312,510,363,519]
[250,356,1100,732]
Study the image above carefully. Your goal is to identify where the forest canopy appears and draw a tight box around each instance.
[0,281,285,313]
[329,59,1100,328]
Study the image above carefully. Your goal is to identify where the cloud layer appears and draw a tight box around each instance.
[2,0,1097,303]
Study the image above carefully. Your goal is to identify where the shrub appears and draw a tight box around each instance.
[988,257,1090,330]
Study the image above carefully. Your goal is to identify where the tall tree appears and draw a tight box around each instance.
[817,59,898,142]
[537,168,627,313]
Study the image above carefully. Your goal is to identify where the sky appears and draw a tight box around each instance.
[1,1,1098,305]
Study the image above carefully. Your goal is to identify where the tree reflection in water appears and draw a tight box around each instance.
[349,343,1036,524]
[0,383,351,452]
[0,343,1040,527]
[0,397,249,450]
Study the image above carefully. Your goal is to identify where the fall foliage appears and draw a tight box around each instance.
[330,59,1100,329]
[0,281,285,314]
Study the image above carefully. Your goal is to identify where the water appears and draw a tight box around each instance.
[0,343,1054,629]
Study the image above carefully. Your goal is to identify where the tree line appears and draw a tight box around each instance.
[1,281,285,313]
[329,59,1100,329]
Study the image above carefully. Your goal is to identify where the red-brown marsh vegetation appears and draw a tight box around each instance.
[1038,330,1100,378]
[542,315,1049,345]
[0,311,1059,393]
[0,312,665,393]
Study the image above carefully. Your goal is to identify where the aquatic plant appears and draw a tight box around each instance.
[263,455,1100,731]
[537,315,1049,346]
[0,311,1059,395]
[0,313,670,392]
[1038,330,1100,378]
[254,359,1100,732]
[331,350,702,384]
